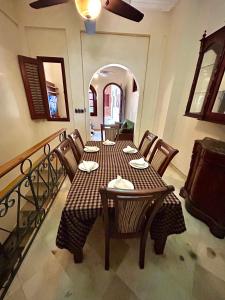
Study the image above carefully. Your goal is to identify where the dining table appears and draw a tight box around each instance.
[56,140,186,262]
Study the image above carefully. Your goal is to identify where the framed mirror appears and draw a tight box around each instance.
[185,26,225,124]
[38,56,70,121]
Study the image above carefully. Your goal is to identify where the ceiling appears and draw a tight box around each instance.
[129,0,179,12]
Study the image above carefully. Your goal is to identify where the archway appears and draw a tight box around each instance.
[88,64,139,141]
[103,83,123,125]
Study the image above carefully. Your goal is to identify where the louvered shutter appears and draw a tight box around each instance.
[18,55,47,119]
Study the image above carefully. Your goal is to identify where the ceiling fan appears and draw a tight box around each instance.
[29,0,144,34]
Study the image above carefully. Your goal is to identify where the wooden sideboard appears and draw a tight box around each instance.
[180,137,225,238]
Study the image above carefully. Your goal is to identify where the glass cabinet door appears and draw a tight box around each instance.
[185,26,225,124]
[212,70,225,114]
[190,50,217,114]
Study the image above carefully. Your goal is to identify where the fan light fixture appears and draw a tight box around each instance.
[75,0,102,20]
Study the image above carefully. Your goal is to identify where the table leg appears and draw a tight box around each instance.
[73,248,83,263]
[154,237,167,255]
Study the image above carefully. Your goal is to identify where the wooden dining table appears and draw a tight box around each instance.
[56,140,186,262]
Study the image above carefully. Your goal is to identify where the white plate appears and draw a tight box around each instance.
[129,161,149,169]
[78,161,99,172]
[103,141,115,146]
[123,148,138,154]
[108,179,134,190]
[84,147,100,153]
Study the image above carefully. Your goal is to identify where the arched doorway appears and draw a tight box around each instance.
[103,83,123,125]
[88,64,139,141]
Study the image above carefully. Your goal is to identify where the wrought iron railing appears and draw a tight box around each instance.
[0,129,67,299]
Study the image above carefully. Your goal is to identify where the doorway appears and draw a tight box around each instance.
[103,83,122,125]
[81,32,149,143]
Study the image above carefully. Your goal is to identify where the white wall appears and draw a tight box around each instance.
[0,1,76,167]
[80,11,170,144]
[0,0,170,165]
[1,0,224,178]
[124,71,139,123]
[153,0,225,175]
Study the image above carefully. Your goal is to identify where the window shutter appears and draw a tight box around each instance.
[18,55,47,119]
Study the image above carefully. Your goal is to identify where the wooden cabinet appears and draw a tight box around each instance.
[180,138,225,238]
[185,26,225,124]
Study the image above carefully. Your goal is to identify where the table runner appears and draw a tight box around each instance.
[56,141,186,255]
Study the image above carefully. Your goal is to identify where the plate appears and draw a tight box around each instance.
[103,141,115,146]
[108,179,134,190]
[78,161,99,172]
[129,161,149,169]
[123,148,138,154]
[84,147,100,153]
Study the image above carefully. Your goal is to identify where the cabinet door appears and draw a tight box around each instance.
[205,55,225,123]
[185,26,225,124]
[188,48,218,117]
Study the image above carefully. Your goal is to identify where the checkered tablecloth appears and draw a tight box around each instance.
[56,141,186,253]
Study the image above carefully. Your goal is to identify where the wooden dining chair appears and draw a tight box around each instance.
[55,139,79,182]
[138,130,158,158]
[68,129,84,161]
[148,139,179,176]
[99,185,174,270]
[100,124,119,141]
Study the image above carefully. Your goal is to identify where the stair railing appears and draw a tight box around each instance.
[0,128,67,299]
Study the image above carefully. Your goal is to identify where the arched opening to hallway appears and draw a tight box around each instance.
[88,64,139,141]
[103,83,123,125]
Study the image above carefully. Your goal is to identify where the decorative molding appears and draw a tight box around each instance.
[0,8,18,27]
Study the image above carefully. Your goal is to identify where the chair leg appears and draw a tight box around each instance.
[139,235,147,269]
[105,236,110,271]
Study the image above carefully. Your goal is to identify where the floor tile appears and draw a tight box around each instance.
[5,166,225,300]
[193,265,225,300]
[102,275,140,300]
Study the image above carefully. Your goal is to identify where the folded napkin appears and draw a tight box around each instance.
[103,139,115,145]
[130,157,146,166]
[84,146,99,151]
[124,145,136,153]
[82,160,95,172]
[113,175,132,189]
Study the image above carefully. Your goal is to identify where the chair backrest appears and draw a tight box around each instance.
[100,186,174,236]
[149,139,179,176]
[100,124,119,141]
[68,129,84,161]
[138,130,158,158]
[55,139,79,182]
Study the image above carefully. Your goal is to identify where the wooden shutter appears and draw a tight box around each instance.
[18,55,47,119]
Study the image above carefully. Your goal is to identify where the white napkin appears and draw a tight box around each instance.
[113,175,131,189]
[130,157,146,166]
[82,160,95,172]
[84,146,98,151]
[124,145,136,153]
[103,139,115,145]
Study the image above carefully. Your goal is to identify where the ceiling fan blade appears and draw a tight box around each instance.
[103,0,144,22]
[30,0,69,9]
[84,20,96,35]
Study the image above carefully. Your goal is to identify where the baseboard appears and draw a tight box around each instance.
[170,163,187,180]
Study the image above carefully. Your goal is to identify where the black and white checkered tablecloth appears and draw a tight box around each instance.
[56,141,186,253]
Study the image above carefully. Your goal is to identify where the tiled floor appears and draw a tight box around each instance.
[5,166,225,300]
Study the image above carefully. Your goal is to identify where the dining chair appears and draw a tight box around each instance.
[68,129,84,161]
[99,185,174,270]
[138,130,158,158]
[55,139,79,182]
[100,124,119,141]
[148,139,179,176]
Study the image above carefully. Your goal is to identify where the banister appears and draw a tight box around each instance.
[0,128,66,179]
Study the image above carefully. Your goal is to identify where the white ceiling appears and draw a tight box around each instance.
[130,0,179,12]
